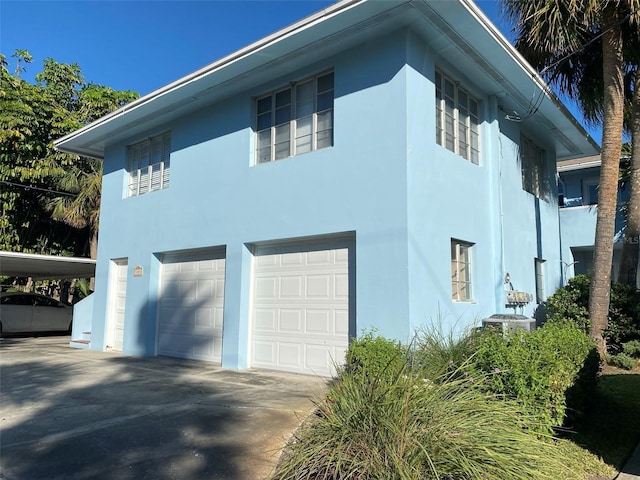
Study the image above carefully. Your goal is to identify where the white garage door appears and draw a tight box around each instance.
[251,242,351,377]
[157,250,225,362]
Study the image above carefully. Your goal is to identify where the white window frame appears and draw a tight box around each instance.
[581,177,599,206]
[435,70,480,164]
[534,258,545,303]
[255,71,334,165]
[127,132,171,197]
[520,135,547,200]
[451,239,473,302]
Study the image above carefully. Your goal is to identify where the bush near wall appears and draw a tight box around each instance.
[472,322,599,433]
[546,274,640,353]
[272,332,612,480]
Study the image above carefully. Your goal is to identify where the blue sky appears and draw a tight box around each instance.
[0,0,601,145]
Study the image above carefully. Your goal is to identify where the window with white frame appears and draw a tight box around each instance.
[127,132,171,197]
[534,258,545,303]
[435,70,480,164]
[520,135,547,200]
[255,71,334,164]
[581,177,599,205]
[451,239,473,301]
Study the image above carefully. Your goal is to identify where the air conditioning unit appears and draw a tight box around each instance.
[482,314,536,332]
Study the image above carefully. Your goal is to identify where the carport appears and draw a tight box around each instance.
[0,251,96,279]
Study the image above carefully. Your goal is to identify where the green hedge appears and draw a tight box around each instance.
[343,330,408,381]
[546,274,640,353]
[274,330,612,480]
[472,322,599,433]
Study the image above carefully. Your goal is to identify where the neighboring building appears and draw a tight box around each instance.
[558,155,636,286]
[55,0,598,376]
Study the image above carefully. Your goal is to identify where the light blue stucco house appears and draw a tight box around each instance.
[55,0,599,376]
[558,155,637,286]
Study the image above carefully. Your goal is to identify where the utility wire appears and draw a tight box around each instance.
[0,180,77,197]
[506,5,640,122]
[540,5,640,76]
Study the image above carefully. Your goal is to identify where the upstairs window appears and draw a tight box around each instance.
[127,132,171,197]
[435,70,480,164]
[256,71,334,164]
[451,239,473,302]
[520,135,547,200]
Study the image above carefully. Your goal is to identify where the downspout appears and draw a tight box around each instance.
[489,95,507,313]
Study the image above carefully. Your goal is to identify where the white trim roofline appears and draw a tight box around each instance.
[54,0,599,160]
[54,0,366,157]
[459,0,597,151]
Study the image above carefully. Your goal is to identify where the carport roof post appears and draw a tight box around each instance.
[0,251,96,280]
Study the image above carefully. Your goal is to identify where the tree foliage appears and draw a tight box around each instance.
[0,51,138,258]
[500,0,640,356]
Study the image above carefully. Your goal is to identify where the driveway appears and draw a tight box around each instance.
[0,336,329,480]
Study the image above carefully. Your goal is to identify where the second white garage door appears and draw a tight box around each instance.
[157,250,225,362]
[251,242,351,377]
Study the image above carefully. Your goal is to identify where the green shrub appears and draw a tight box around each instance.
[546,274,590,330]
[607,353,638,370]
[606,283,640,351]
[343,330,408,381]
[546,274,640,353]
[623,340,640,358]
[472,322,599,433]
[273,337,612,480]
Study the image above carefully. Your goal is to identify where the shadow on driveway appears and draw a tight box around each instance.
[0,336,328,480]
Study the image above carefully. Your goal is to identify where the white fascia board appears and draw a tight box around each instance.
[454,0,599,158]
[557,161,602,172]
[54,0,383,158]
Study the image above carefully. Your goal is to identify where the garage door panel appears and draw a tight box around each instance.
[281,252,304,266]
[281,276,303,298]
[335,274,349,298]
[158,251,225,363]
[251,243,350,376]
[280,309,303,332]
[195,279,214,299]
[306,250,332,264]
[158,333,217,362]
[278,342,302,368]
[305,344,335,372]
[252,339,276,364]
[306,309,331,334]
[307,275,331,298]
[255,277,277,299]
[335,310,349,335]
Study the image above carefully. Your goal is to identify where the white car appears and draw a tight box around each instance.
[0,292,73,335]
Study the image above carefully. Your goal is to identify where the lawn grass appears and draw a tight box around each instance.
[566,372,640,470]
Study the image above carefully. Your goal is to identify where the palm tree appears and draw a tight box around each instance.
[501,0,638,357]
[47,158,101,261]
[47,158,102,291]
[618,69,640,286]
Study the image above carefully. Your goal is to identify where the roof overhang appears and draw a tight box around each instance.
[54,0,599,161]
[0,251,96,280]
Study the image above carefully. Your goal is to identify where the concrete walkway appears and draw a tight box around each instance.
[0,335,329,480]
[617,443,640,480]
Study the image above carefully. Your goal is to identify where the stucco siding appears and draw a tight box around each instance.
[84,22,569,368]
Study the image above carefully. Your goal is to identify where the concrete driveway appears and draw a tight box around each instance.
[0,336,329,480]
